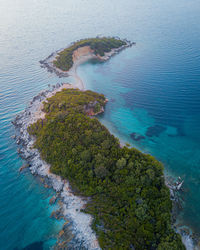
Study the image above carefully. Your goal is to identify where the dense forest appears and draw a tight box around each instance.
[28,89,185,249]
[53,37,127,71]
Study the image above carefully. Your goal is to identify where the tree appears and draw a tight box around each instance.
[116,157,126,169]
[95,166,109,179]
[80,150,91,162]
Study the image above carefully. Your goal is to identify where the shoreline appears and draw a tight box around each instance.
[13,82,197,249]
[39,39,135,89]
[13,83,100,249]
[99,118,198,249]
[13,40,197,249]
[98,114,197,249]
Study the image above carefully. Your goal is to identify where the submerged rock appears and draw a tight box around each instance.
[51,208,64,220]
[130,132,145,142]
[146,125,166,137]
[49,195,58,205]
[59,230,65,238]
[19,241,43,250]
[19,164,29,172]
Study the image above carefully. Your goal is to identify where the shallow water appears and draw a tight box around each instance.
[77,31,200,231]
[0,0,200,249]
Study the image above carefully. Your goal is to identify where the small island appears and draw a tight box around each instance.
[40,37,134,89]
[14,37,185,249]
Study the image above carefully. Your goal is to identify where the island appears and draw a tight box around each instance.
[14,37,185,249]
[40,37,134,89]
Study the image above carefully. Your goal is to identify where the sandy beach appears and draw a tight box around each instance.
[68,46,97,90]
[40,40,134,90]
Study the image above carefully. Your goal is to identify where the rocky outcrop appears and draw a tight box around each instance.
[39,50,69,78]
[49,195,58,205]
[130,132,145,142]
[97,40,135,61]
[84,101,104,116]
[164,176,199,248]
[19,163,29,172]
[51,208,64,220]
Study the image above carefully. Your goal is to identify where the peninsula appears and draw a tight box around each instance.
[15,37,185,249]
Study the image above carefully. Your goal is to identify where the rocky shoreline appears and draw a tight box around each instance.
[165,176,200,249]
[12,82,199,249]
[39,38,135,79]
[12,83,100,250]
[13,37,198,249]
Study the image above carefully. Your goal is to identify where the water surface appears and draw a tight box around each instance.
[0,0,200,248]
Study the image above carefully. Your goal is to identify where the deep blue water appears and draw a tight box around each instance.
[0,0,200,249]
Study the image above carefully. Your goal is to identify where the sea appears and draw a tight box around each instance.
[0,0,200,249]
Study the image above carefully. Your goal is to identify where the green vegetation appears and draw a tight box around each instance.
[28,89,185,249]
[53,37,127,71]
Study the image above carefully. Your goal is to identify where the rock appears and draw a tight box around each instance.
[170,189,175,199]
[40,177,45,183]
[146,125,166,137]
[63,221,71,231]
[19,164,29,172]
[130,132,145,142]
[181,227,190,235]
[49,195,57,205]
[16,138,21,144]
[58,230,64,238]
[50,208,63,220]
[177,180,184,190]
[44,184,49,188]
[17,148,22,154]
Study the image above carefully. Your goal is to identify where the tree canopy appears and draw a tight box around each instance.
[28,89,185,249]
[53,37,127,71]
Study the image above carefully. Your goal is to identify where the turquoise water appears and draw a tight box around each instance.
[77,20,200,233]
[1,0,200,248]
